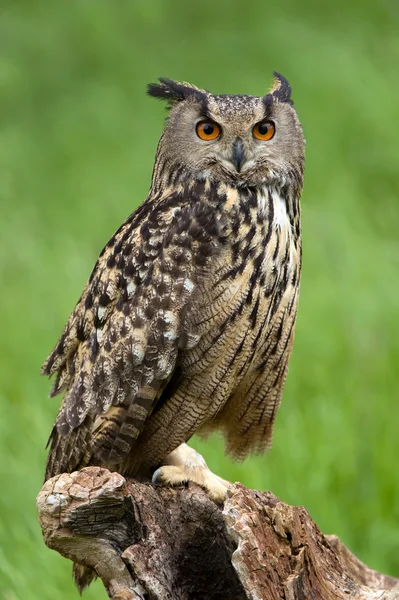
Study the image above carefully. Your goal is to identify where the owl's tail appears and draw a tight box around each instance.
[45,427,98,594]
[73,563,97,594]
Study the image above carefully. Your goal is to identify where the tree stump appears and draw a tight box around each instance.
[36,466,399,599]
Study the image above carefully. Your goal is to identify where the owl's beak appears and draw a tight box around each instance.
[231,139,245,173]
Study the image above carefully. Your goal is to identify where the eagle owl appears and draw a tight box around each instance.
[43,73,304,507]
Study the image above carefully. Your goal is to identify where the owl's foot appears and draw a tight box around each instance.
[152,443,231,502]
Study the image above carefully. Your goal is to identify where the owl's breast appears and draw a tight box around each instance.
[181,184,301,401]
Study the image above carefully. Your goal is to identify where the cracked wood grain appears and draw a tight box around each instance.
[37,467,399,599]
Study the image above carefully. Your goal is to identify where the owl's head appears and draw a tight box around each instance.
[148,73,304,189]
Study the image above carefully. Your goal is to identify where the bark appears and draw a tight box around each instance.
[37,466,399,600]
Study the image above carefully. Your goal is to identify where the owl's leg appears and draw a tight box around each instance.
[152,443,231,502]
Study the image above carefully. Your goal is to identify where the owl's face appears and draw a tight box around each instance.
[148,74,305,188]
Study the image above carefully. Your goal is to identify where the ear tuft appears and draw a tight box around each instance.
[267,72,293,106]
[147,78,208,106]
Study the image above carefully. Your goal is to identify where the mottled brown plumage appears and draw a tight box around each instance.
[43,72,304,498]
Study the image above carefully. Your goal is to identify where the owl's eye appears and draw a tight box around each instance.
[196,120,221,141]
[252,120,275,141]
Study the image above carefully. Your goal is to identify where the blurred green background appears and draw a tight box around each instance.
[1,1,398,598]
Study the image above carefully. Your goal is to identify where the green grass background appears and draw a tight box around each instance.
[1,1,398,598]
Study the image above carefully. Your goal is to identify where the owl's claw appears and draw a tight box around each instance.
[152,443,231,502]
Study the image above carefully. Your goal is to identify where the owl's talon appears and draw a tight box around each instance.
[152,465,187,487]
[151,466,165,485]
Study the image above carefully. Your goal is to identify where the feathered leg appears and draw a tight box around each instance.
[152,443,231,502]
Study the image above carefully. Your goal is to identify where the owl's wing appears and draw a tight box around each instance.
[42,184,223,479]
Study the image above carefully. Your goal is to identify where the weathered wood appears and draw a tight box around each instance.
[37,466,399,599]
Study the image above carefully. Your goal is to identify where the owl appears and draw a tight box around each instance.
[43,72,304,515]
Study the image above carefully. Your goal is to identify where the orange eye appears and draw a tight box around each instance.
[196,120,221,141]
[253,120,275,141]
